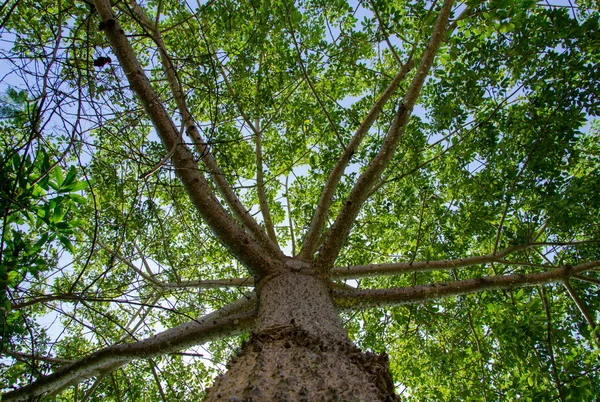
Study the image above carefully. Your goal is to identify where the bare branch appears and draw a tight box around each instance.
[125,0,282,259]
[1,295,257,402]
[255,119,279,245]
[573,274,600,286]
[299,59,414,260]
[540,286,566,401]
[331,244,529,280]
[93,237,254,290]
[563,281,599,346]
[160,277,254,289]
[367,0,403,66]
[213,49,278,247]
[79,374,106,402]
[333,261,600,310]
[315,0,455,271]
[148,359,168,402]
[285,175,296,256]
[2,351,73,365]
[93,0,281,275]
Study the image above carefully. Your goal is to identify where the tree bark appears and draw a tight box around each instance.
[205,270,399,401]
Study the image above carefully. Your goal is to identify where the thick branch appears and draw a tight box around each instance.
[299,59,414,260]
[93,0,280,275]
[333,261,600,310]
[128,0,282,258]
[314,0,455,272]
[331,244,529,279]
[1,295,257,402]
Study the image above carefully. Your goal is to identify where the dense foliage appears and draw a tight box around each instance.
[1,0,599,400]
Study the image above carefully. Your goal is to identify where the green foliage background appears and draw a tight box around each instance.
[0,0,599,400]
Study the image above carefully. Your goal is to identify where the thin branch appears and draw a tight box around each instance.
[116,293,164,344]
[160,277,254,289]
[285,175,296,256]
[368,0,403,66]
[333,260,600,310]
[2,351,73,365]
[410,190,428,264]
[540,286,566,402]
[94,238,161,287]
[254,118,278,245]
[563,281,599,346]
[466,305,489,402]
[573,274,600,286]
[315,0,455,271]
[148,359,168,402]
[93,237,255,290]
[284,4,346,151]
[79,374,106,402]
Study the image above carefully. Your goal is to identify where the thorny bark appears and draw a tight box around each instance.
[204,272,399,401]
[5,257,599,400]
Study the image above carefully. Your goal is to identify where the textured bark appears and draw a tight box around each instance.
[205,270,399,401]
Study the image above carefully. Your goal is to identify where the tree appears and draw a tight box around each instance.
[1,0,599,399]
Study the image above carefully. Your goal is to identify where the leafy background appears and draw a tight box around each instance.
[1,0,599,400]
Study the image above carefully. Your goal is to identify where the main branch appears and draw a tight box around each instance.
[315,0,455,271]
[1,296,257,402]
[93,0,281,275]
[126,0,283,259]
[331,244,529,279]
[333,261,600,310]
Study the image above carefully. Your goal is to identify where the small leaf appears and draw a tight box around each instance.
[7,270,18,285]
[54,167,64,188]
[68,193,87,204]
[58,235,75,253]
[65,181,89,192]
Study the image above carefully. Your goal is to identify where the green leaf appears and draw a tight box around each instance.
[58,235,74,253]
[54,167,64,188]
[68,193,87,204]
[6,270,18,285]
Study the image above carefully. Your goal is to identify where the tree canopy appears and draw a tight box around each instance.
[1,0,599,400]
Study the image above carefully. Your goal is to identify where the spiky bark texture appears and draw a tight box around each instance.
[205,271,399,401]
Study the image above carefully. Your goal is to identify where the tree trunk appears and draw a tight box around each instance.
[205,270,399,401]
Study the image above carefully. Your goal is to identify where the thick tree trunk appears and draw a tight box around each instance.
[205,270,398,401]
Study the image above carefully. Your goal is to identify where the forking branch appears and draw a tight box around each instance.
[93,0,280,276]
[314,0,456,272]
